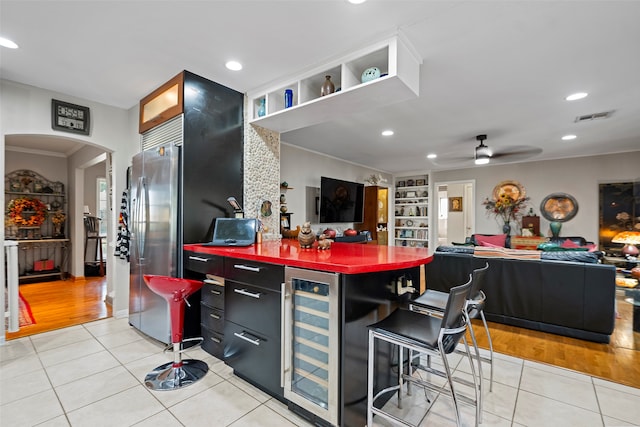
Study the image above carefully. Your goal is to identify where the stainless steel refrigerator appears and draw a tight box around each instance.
[129,116,183,343]
[129,71,244,344]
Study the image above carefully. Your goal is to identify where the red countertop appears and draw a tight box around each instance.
[184,241,432,274]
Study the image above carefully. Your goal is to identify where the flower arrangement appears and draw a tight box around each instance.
[483,194,530,224]
[6,197,48,227]
[51,211,66,225]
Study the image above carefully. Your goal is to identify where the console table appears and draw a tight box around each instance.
[16,239,70,281]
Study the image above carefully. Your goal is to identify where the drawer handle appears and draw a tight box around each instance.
[204,278,223,286]
[234,288,261,299]
[209,313,221,320]
[209,289,222,295]
[189,256,211,262]
[234,332,261,346]
[233,264,261,273]
[209,336,221,344]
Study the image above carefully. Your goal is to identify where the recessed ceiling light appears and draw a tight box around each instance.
[561,134,577,141]
[565,92,588,101]
[225,61,242,71]
[381,130,394,136]
[0,37,18,49]
[348,0,367,4]
[427,154,437,159]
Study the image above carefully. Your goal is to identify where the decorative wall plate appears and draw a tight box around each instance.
[540,193,578,222]
[492,180,525,201]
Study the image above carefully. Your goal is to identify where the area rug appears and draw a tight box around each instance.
[4,291,36,328]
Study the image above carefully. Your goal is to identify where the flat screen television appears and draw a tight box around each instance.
[319,176,365,223]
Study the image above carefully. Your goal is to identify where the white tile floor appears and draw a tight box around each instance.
[0,317,639,427]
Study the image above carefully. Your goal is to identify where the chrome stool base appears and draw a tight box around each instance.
[144,359,208,391]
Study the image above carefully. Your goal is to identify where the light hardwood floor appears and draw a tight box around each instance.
[6,278,640,389]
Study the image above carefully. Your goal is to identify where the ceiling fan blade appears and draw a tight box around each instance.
[491,145,542,161]
[430,151,473,166]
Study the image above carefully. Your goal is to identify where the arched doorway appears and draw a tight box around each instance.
[4,134,113,338]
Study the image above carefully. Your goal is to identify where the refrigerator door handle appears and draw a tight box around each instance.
[139,176,149,260]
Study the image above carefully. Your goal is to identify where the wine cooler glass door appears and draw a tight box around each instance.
[283,267,339,426]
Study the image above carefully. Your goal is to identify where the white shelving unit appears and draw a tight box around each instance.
[247,35,421,133]
[393,173,429,248]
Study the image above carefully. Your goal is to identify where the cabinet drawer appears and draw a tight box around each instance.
[202,280,225,310]
[224,320,282,397]
[226,281,280,338]
[185,251,224,275]
[224,260,283,291]
[201,303,224,332]
[201,325,224,359]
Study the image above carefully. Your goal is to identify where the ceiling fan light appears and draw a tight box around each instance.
[475,144,491,165]
[475,156,490,165]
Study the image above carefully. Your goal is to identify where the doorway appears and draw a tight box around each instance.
[4,134,113,339]
[433,180,475,247]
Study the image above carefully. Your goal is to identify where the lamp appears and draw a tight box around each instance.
[227,197,244,218]
[474,134,491,165]
[611,231,640,257]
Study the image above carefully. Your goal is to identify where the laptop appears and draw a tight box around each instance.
[202,218,257,247]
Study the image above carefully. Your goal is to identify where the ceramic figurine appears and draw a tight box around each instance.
[298,221,316,248]
[317,234,332,250]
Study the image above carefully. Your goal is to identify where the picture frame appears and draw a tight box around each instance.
[416,179,425,186]
[397,180,406,187]
[407,179,415,186]
[449,196,463,212]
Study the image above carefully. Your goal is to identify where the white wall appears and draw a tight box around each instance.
[4,151,68,184]
[280,143,392,234]
[432,151,640,244]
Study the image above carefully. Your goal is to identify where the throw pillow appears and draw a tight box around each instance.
[561,239,580,248]
[475,234,507,247]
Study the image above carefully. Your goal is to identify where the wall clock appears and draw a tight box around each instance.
[51,99,90,135]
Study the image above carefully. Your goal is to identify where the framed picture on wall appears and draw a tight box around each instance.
[449,197,463,212]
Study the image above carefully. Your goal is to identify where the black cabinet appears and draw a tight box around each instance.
[224,260,284,397]
[184,251,226,359]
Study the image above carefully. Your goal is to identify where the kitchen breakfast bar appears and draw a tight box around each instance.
[183,240,433,427]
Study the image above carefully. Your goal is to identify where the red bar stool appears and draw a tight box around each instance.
[143,274,208,391]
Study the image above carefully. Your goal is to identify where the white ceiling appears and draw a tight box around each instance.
[2,0,639,173]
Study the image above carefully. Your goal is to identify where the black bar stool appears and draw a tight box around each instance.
[367,275,479,427]
[411,262,493,392]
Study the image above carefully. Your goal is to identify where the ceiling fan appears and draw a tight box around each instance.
[432,134,543,167]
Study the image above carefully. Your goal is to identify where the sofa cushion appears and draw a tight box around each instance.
[540,251,599,263]
[475,234,507,248]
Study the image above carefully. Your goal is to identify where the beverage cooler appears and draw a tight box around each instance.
[283,267,340,426]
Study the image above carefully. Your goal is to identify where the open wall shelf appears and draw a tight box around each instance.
[248,35,421,133]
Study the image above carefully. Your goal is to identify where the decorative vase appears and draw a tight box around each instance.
[321,75,335,96]
[284,89,293,108]
[53,222,64,238]
[257,98,266,117]
[549,221,562,238]
[361,67,381,83]
[502,222,511,235]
